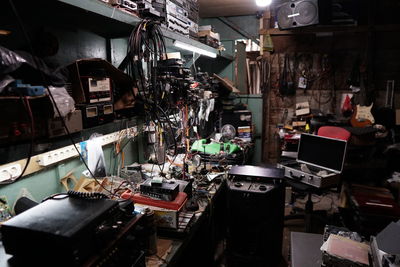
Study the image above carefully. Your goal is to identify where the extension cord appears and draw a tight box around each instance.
[37,127,137,167]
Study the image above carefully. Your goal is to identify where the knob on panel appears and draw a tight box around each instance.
[234,182,242,188]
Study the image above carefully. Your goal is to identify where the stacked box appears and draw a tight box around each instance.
[133,0,162,18]
[166,0,189,37]
[187,0,199,39]
[152,0,166,22]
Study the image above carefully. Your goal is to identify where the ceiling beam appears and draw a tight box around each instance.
[217,17,259,45]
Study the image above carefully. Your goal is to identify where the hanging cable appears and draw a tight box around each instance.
[8,0,113,194]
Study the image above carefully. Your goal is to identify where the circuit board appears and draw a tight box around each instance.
[0,196,12,222]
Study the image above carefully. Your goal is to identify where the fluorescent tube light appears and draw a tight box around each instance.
[255,0,272,7]
[173,40,217,58]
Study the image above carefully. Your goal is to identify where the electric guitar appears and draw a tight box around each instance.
[350,65,375,128]
[350,104,374,128]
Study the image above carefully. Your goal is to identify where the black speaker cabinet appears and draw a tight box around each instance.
[276,0,332,30]
[226,180,285,267]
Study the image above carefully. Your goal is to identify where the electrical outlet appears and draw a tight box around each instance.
[36,127,136,167]
[37,145,80,167]
[0,164,22,182]
[100,132,118,146]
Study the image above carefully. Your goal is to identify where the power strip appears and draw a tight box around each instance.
[0,127,139,181]
[0,164,22,183]
[37,145,80,167]
[37,127,137,167]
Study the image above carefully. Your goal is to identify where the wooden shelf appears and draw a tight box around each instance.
[58,0,141,26]
[57,0,226,58]
[259,24,400,36]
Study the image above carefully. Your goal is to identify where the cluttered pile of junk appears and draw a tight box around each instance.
[0,36,255,212]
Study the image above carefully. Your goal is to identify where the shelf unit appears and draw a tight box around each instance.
[0,0,234,179]
[56,0,232,60]
[260,24,400,36]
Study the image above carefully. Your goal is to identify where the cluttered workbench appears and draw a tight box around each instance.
[0,161,229,267]
[0,163,288,267]
[146,178,226,267]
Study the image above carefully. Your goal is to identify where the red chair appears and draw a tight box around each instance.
[317,126,351,141]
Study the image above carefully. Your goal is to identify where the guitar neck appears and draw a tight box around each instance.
[385,80,395,109]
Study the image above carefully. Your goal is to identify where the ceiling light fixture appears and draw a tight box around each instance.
[173,40,217,58]
[255,0,272,7]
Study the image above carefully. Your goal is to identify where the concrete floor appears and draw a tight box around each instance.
[282,189,340,267]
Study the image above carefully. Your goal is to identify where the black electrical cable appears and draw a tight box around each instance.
[122,18,182,164]
[8,0,113,194]
[156,105,177,156]
[125,19,167,108]
[0,96,34,185]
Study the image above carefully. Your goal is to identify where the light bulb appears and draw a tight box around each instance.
[255,0,272,7]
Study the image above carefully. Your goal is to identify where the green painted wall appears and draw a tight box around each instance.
[197,15,259,82]
[200,15,259,41]
[235,95,263,165]
[0,141,138,210]
[0,13,262,210]
[0,26,138,210]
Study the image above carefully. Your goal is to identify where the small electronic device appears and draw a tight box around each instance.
[221,124,236,140]
[107,0,137,11]
[76,102,114,128]
[80,76,112,104]
[228,165,284,182]
[226,165,285,266]
[10,80,45,96]
[166,1,188,24]
[122,190,187,211]
[0,195,142,266]
[278,133,347,188]
[140,178,179,201]
[191,139,240,155]
[166,15,190,36]
[187,18,198,38]
[121,0,137,11]
[276,0,331,30]
[220,110,252,139]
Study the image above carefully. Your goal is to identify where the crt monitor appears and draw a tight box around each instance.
[297,133,347,173]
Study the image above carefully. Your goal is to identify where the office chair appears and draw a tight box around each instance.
[318,126,351,141]
[285,126,351,232]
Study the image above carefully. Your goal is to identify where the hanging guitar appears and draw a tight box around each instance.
[349,43,375,128]
[350,71,375,127]
[350,104,374,127]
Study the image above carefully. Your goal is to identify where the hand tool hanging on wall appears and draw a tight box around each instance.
[279,54,295,96]
[258,56,270,94]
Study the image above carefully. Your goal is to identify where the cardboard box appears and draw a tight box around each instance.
[295,101,310,116]
[322,234,370,267]
[197,30,220,41]
[47,110,83,138]
[135,203,180,229]
[238,126,252,141]
[292,121,307,127]
[198,25,213,31]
